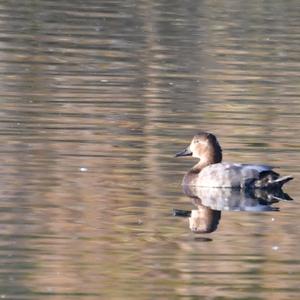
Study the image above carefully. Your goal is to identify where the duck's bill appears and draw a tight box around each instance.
[175,147,193,157]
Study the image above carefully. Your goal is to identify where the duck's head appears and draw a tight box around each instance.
[175,132,222,164]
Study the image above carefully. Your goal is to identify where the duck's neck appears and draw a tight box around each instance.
[191,146,222,173]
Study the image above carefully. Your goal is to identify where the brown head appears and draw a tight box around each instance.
[176,132,222,166]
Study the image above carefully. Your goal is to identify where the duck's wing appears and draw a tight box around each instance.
[238,163,274,173]
[198,163,274,188]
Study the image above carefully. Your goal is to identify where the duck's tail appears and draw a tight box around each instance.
[255,171,293,189]
[268,175,294,188]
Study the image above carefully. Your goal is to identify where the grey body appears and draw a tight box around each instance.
[183,162,272,188]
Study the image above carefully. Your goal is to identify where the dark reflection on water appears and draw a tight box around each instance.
[0,0,299,299]
[174,185,292,235]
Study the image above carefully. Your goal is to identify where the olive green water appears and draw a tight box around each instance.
[0,1,299,299]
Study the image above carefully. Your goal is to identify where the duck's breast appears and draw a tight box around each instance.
[196,163,272,188]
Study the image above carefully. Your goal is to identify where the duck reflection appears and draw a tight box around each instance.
[174,185,292,234]
[188,205,221,234]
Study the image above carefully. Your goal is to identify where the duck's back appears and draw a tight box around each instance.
[184,162,273,188]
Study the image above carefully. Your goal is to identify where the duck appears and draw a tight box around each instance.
[175,132,293,189]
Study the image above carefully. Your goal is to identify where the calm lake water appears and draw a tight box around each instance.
[0,1,299,299]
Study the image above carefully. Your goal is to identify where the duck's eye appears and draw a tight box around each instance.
[194,140,199,144]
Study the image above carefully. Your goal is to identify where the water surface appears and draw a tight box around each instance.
[0,1,299,299]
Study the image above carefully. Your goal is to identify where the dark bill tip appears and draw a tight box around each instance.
[173,209,191,217]
[175,147,193,157]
